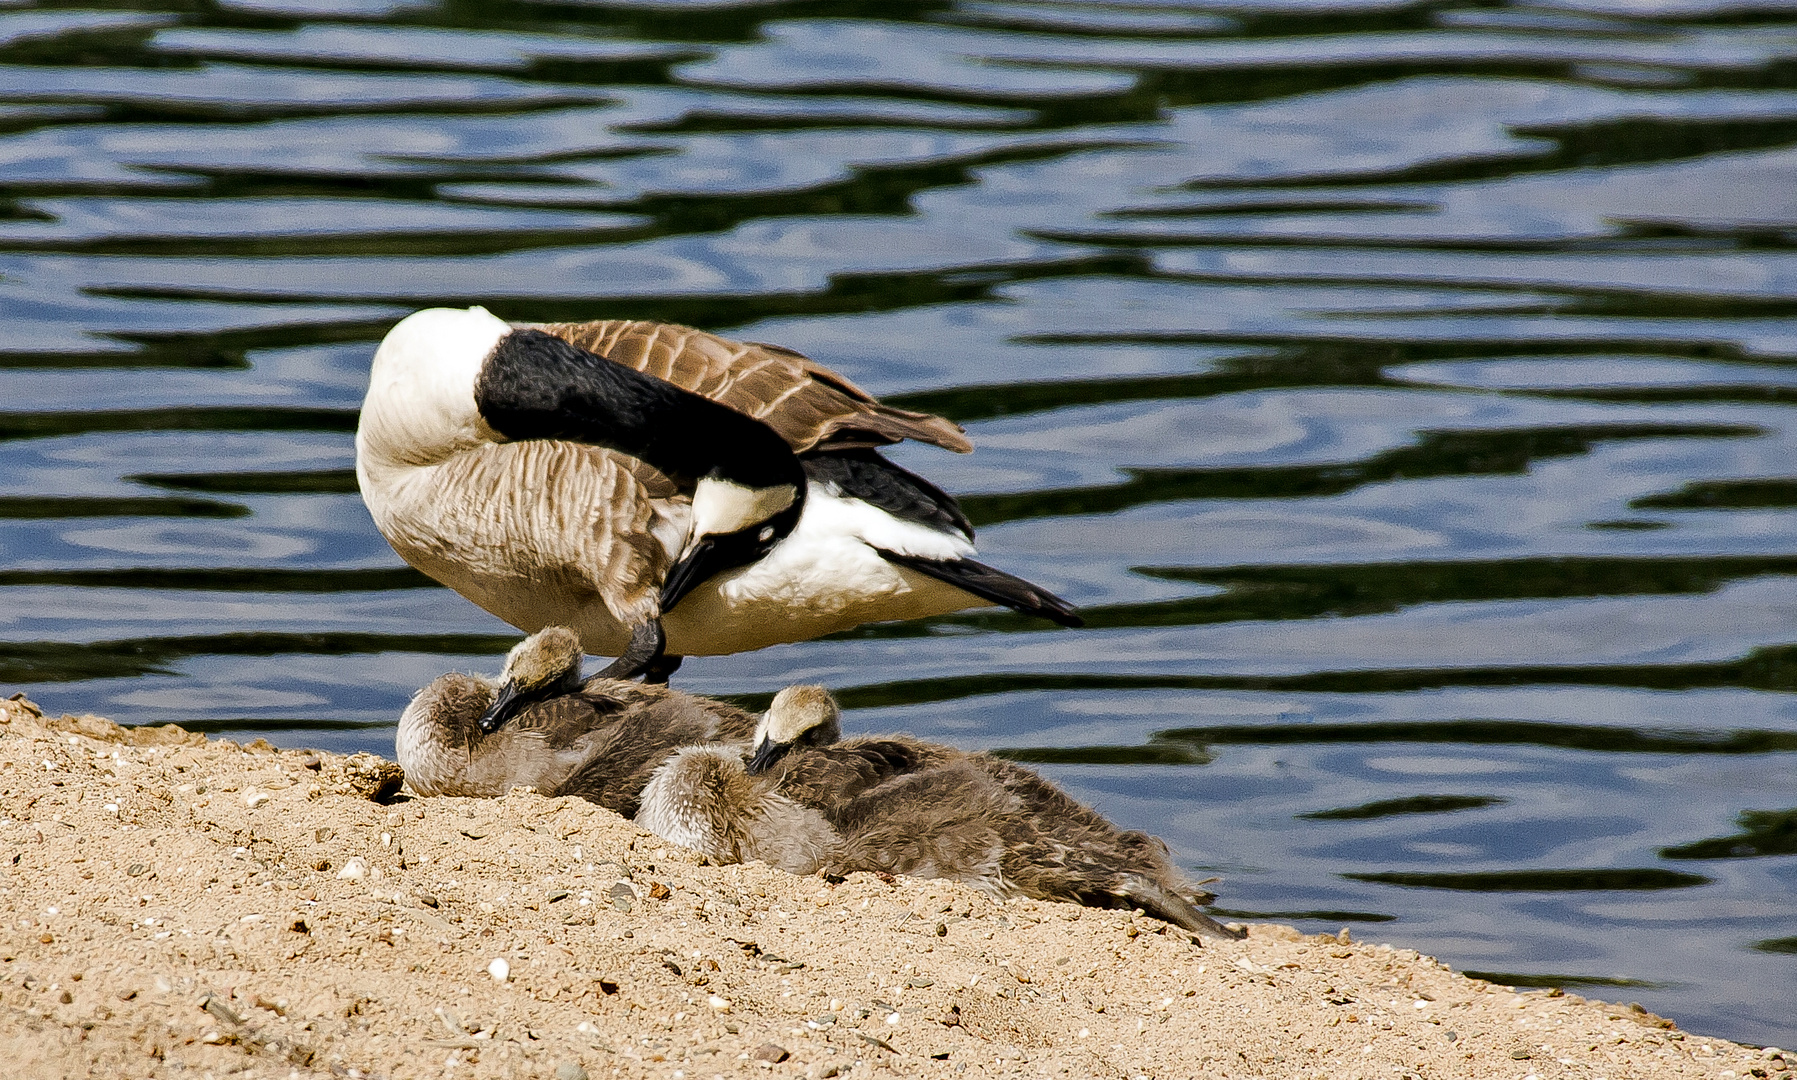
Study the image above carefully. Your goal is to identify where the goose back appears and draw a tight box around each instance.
[552,681,758,818]
[531,320,972,455]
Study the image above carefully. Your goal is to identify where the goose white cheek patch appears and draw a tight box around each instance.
[691,478,797,537]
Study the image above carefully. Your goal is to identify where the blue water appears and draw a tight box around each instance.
[2,0,1796,1045]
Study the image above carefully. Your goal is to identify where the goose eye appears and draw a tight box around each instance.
[758,526,775,542]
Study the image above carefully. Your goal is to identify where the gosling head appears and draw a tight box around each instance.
[477,626,586,734]
[747,684,842,775]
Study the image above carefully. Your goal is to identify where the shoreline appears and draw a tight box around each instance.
[1,694,1783,1080]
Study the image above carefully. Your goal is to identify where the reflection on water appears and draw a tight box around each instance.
[1,0,1795,1046]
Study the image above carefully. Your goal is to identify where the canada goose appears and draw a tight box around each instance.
[396,626,756,818]
[637,686,1242,939]
[357,307,1081,685]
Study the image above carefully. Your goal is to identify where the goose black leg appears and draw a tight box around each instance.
[641,654,683,684]
[595,620,666,681]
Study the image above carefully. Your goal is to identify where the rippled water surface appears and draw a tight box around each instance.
[4,0,1797,1044]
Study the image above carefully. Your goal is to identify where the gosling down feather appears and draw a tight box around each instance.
[636,686,1243,939]
[396,627,756,817]
[357,307,1082,682]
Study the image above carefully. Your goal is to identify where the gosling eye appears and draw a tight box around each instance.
[758,526,775,542]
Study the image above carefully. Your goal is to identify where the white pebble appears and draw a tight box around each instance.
[243,789,270,808]
[103,803,119,815]
[337,857,368,881]
[488,958,510,983]
[708,995,731,1011]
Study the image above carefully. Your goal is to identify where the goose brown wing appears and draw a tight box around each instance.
[531,319,972,455]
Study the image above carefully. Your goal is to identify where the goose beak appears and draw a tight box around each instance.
[746,736,788,775]
[660,535,723,613]
[477,680,525,734]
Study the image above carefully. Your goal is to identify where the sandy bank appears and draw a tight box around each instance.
[0,695,1781,1080]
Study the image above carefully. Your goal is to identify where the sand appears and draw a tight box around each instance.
[0,693,1783,1080]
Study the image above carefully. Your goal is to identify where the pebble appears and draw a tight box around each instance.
[554,1063,589,1080]
[488,958,510,983]
[752,1043,789,1064]
[337,857,368,881]
[242,789,270,808]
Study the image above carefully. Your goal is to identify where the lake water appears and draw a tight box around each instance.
[3,0,1796,1047]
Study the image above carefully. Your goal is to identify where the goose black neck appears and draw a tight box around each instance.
[476,328,802,492]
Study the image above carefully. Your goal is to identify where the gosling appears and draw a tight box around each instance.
[636,686,1242,939]
[396,626,756,818]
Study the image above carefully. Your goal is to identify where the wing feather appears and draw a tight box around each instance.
[530,319,972,455]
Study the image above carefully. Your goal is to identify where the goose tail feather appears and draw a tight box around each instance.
[876,549,1084,628]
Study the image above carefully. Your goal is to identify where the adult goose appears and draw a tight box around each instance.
[396,626,756,817]
[636,686,1243,939]
[357,306,1080,687]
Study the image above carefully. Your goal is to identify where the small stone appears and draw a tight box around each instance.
[488,958,510,983]
[752,1043,789,1064]
[609,882,635,913]
[1512,1049,1532,1060]
[708,995,731,1011]
[554,1063,589,1080]
[57,990,72,1004]
[242,789,270,808]
[37,933,52,944]
[125,864,147,878]
[416,893,439,908]
[337,857,367,881]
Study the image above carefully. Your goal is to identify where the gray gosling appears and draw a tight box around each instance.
[396,626,756,817]
[635,686,1242,939]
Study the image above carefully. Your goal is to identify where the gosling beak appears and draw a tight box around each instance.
[659,535,723,613]
[746,737,789,776]
[477,680,525,734]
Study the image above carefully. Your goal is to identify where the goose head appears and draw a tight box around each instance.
[661,477,803,613]
[478,625,586,733]
[747,684,842,774]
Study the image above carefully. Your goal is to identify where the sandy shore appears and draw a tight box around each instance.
[0,694,1783,1080]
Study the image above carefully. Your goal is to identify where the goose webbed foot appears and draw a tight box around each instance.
[595,620,668,682]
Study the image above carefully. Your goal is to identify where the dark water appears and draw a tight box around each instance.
[4,0,1797,1046]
